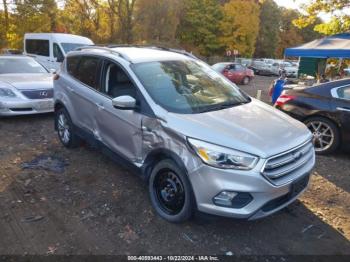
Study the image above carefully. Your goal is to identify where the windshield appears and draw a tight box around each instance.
[0,57,48,74]
[61,43,91,53]
[132,60,250,114]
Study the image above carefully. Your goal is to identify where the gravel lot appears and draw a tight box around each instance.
[0,76,349,255]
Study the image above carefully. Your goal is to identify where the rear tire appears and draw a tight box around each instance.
[55,108,80,148]
[148,159,194,223]
[304,116,340,154]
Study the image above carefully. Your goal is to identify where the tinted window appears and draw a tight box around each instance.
[0,57,48,74]
[132,60,250,114]
[66,56,80,77]
[53,43,64,62]
[75,56,101,89]
[25,39,49,56]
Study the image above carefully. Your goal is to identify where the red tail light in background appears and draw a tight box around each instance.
[275,95,296,107]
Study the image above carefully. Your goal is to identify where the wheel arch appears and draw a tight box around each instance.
[141,148,189,181]
[303,114,342,153]
[54,100,66,130]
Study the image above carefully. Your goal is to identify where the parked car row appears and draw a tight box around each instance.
[249,59,298,77]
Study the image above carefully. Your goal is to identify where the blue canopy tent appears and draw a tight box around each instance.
[284,33,350,58]
[284,33,350,77]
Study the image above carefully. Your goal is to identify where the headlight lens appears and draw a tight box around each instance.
[188,138,258,170]
[0,88,17,97]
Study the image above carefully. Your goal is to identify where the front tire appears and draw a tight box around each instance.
[148,159,194,223]
[55,108,80,148]
[304,117,340,154]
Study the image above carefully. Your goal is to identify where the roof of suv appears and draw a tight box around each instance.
[70,46,195,64]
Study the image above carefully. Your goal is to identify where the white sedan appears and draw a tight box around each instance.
[0,55,54,116]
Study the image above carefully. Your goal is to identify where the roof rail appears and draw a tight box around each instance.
[147,46,199,60]
[75,45,131,62]
[107,44,199,60]
[75,44,199,62]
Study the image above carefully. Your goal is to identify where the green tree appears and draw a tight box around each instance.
[254,0,281,58]
[219,0,260,58]
[177,0,223,56]
[294,0,350,35]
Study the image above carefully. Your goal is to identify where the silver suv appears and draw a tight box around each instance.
[54,46,315,223]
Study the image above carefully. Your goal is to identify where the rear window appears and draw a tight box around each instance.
[25,39,49,56]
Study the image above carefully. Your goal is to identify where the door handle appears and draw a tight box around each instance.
[95,102,105,111]
[337,107,350,112]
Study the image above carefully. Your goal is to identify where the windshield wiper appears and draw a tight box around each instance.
[198,101,246,113]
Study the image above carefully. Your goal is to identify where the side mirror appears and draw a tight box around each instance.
[112,95,136,110]
[49,68,56,74]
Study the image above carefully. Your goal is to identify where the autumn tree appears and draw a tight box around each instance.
[219,0,260,57]
[294,0,350,35]
[108,0,137,43]
[276,8,322,58]
[254,0,280,58]
[177,0,223,56]
[134,0,182,44]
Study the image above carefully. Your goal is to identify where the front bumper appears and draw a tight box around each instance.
[188,151,315,220]
[0,98,54,116]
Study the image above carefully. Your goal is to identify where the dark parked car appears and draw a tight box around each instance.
[212,62,254,85]
[275,79,350,154]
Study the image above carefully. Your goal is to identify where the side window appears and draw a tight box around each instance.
[25,39,49,56]
[53,43,64,63]
[229,64,236,71]
[336,86,350,100]
[75,56,101,90]
[66,56,80,78]
[102,61,136,98]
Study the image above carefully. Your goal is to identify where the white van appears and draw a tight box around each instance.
[24,33,94,70]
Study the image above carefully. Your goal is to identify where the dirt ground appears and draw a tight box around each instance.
[0,76,349,255]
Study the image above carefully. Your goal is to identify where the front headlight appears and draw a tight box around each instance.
[0,88,17,97]
[188,138,259,170]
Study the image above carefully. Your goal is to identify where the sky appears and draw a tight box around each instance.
[274,0,306,10]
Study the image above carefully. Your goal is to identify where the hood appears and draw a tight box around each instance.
[0,73,53,90]
[165,99,311,158]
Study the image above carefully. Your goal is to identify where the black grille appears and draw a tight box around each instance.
[21,89,53,99]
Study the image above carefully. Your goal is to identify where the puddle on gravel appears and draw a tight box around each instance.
[21,155,68,174]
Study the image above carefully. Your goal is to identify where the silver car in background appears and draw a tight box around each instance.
[54,46,315,223]
[0,55,54,116]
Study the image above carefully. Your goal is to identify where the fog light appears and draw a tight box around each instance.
[213,191,237,207]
